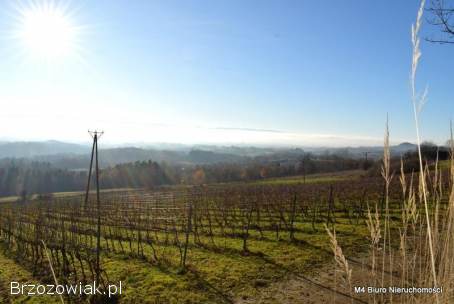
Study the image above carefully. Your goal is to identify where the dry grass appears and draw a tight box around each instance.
[410,0,438,295]
[324,1,454,303]
[325,224,353,303]
[41,240,65,304]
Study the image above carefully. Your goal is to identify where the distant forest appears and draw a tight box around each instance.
[0,142,449,197]
[0,155,364,197]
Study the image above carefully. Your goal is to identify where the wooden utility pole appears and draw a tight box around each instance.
[363,151,378,170]
[84,130,104,283]
[84,138,96,206]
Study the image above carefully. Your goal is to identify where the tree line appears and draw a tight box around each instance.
[0,154,375,197]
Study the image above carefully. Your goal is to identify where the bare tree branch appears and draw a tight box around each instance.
[426,0,454,43]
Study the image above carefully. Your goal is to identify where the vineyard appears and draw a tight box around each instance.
[0,169,450,303]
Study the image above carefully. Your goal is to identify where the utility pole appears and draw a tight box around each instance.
[363,151,376,170]
[84,130,104,283]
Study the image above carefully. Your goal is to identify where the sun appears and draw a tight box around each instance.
[15,1,80,61]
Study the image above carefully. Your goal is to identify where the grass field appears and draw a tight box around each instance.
[98,220,369,303]
[248,172,358,186]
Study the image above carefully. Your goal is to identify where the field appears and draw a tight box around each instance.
[1,167,444,304]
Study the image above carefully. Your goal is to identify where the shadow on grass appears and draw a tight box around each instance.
[148,261,234,304]
[184,240,367,303]
[185,267,234,304]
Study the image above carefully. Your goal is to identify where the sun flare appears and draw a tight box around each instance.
[16,1,79,60]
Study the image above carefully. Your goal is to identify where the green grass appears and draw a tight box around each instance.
[438,160,452,170]
[0,196,19,203]
[0,188,138,203]
[253,175,342,185]
[97,218,369,303]
[0,250,60,303]
[249,171,360,186]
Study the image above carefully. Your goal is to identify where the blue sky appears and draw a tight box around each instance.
[0,0,452,146]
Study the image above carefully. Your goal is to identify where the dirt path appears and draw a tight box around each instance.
[235,258,368,304]
[234,253,416,304]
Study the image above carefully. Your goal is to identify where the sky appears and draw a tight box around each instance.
[0,0,452,147]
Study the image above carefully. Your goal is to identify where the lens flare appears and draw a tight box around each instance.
[13,1,82,62]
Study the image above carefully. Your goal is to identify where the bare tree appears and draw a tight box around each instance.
[427,0,454,43]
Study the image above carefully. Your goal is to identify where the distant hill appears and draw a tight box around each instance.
[0,140,421,169]
[32,147,245,169]
[304,143,418,159]
[187,149,246,164]
[391,142,417,154]
[33,147,188,170]
[0,140,88,158]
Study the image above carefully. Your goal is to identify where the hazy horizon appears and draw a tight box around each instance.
[0,135,438,150]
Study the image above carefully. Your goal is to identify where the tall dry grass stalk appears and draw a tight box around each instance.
[380,117,394,303]
[398,160,410,293]
[41,240,65,304]
[325,224,352,302]
[410,0,438,295]
[366,202,381,300]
